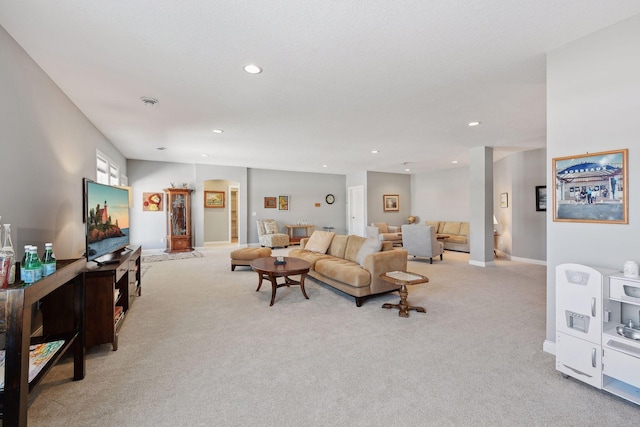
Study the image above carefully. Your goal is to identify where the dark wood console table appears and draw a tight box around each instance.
[1,257,86,426]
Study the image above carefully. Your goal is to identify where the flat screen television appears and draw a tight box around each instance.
[84,179,130,264]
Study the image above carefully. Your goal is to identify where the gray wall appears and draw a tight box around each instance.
[247,169,347,242]
[203,179,236,243]
[366,172,411,226]
[0,26,126,260]
[411,167,471,223]
[494,148,547,262]
[546,14,640,347]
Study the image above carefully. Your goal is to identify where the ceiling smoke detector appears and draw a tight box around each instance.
[141,97,158,107]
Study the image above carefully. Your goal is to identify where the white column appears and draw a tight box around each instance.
[469,146,494,266]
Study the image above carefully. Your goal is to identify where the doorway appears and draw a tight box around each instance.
[348,185,365,237]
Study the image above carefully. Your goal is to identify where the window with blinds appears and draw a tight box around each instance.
[96,150,123,186]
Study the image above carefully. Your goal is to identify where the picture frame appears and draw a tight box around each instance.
[383,194,399,212]
[278,195,289,211]
[552,148,628,223]
[264,197,277,209]
[204,190,225,208]
[142,192,163,211]
[500,193,508,208]
[535,186,546,212]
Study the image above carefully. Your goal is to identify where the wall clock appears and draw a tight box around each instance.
[325,194,335,205]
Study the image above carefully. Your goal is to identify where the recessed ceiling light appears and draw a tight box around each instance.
[452,160,458,164]
[244,64,262,74]
[157,147,167,151]
[468,121,481,127]
[141,97,158,107]
[322,165,328,168]
[371,150,379,154]
[212,129,224,134]
[405,168,411,172]
[201,154,209,157]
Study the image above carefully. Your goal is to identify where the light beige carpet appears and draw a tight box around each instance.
[24,247,639,426]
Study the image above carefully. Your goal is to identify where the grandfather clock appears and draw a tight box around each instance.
[164,188,193,253]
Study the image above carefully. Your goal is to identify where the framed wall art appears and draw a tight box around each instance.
[383,194,399,212]
[500,193,508,208]
[535,186,547,212]
[264,197,277,209]
[552,148,628,223]
[278,195,289,211]
[204,190,225,208]
[142,192,163,211]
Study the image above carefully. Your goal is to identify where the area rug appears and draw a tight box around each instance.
[142,251,204,263]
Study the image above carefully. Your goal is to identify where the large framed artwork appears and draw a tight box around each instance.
[383,194,399,212]
[553,149,628,223]
[204,191,225,208]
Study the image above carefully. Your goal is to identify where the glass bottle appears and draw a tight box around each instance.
[20,245,31,283]
[1,223,15,287]
[42,242,57,277]
[24,246,42,284]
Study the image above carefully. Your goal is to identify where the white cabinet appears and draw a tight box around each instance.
[556,264,640,405]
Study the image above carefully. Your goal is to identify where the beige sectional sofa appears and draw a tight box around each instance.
[425,221,470,253]
[289,232,407,307]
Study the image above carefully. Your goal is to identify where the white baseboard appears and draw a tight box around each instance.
[543,339,556,355]
[510,256,547,266]
[469,260,496,267]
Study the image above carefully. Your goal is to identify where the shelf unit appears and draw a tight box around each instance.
[285,225,314,244]
[1,257,86,426]
[165,188,193,253]
[556,263,640,406]
[83,246,141,351]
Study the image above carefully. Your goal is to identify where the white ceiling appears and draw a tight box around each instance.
[2,1,640,175]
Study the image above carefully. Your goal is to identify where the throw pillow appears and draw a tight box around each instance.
[304,230,335,254]
[356,237,382,267]
[265,222,279,234]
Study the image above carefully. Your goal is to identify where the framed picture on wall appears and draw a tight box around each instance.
[383,194,399,211]
[553,148,628,223]
[142,192,163,211]
[264,197,277,208]
[204,191,225,208]
[535,186,547,211]
[278,195,289,211]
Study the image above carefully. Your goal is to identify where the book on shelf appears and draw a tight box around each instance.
[0,340,65,390]
[114,305,123,322]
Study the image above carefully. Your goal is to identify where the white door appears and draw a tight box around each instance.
[348,185,365,236]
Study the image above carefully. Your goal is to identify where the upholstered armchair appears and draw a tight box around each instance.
[256,219,290,248]
[366,222,403,245]
[400,224,444,264]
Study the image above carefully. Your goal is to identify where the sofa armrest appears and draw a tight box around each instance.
[299,238,309,250]
[364,249,408,294]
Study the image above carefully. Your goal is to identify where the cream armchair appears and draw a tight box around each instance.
[401,224,444,264]
[366,222,403,245]
[256,219,290,248]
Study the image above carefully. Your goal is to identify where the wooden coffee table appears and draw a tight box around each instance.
[250,257,311,306]
[380,271,429,317]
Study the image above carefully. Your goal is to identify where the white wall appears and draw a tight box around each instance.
[0,26,126,259]
[546,14,640,346]
[366,172,411,226]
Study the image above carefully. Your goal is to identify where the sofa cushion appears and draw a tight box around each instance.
[328,234,348,259]
[315,258,371,288]
[447,235,467,244]
[373,222,389,233]
[344,235,367,263]
[355,238,382,267]
[441,222,461,235]
[305,230,335,254]
[288,249,332,269]
[459,222,470,237]
[426,221,440,231]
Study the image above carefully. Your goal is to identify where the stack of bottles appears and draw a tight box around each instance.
[21,243,56,284]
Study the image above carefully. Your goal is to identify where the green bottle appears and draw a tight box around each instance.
[41,243,56,277]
